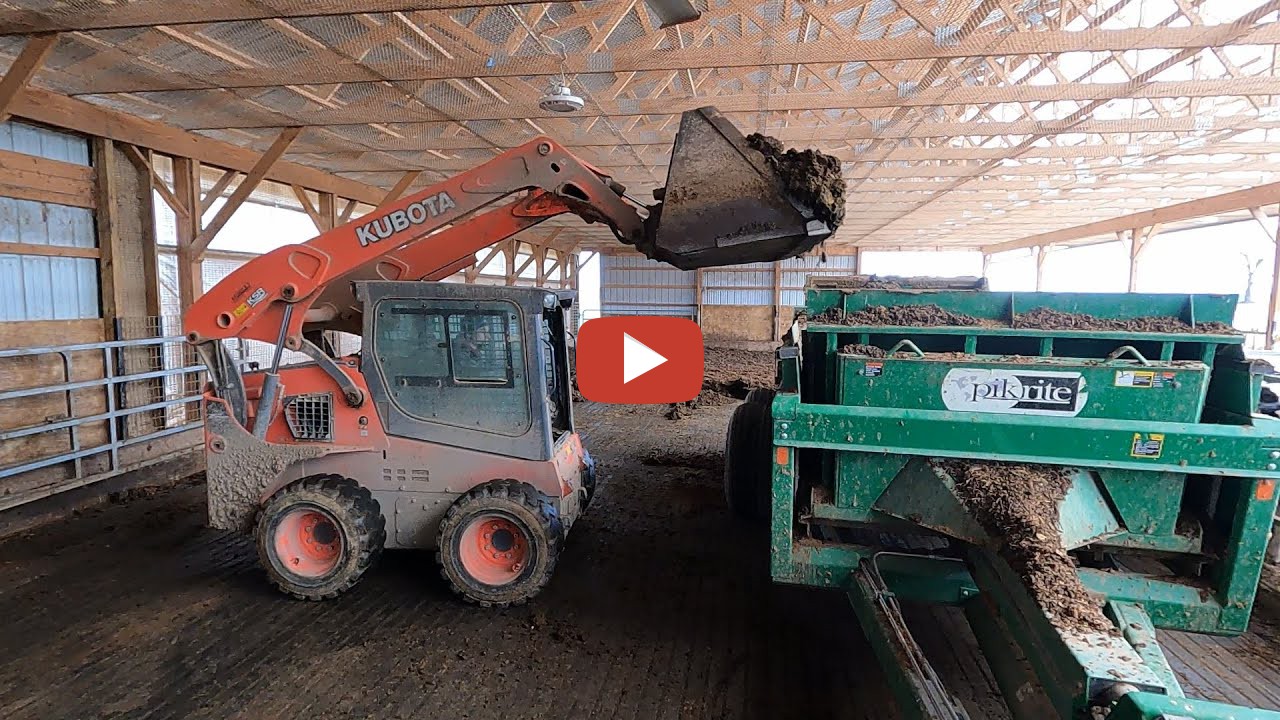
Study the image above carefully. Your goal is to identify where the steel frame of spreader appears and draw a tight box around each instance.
[761,288,1280,720]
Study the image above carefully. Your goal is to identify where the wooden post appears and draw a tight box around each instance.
[771,260,783,340]
[318,191,336,231]
[1267,203,1280,350]
[505,240,517,286]
[853,246,863,275]
[1131,229,1142,292]
[981,252,991,278]
[694,268,704,324]
[1034,246,1048,291]
[172,156,203,308]
[534,246,548,285]
[95,137,123,323]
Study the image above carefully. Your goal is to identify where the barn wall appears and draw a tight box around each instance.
[0,120,201,520]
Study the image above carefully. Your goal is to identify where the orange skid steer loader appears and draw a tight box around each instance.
[182,107,844,606]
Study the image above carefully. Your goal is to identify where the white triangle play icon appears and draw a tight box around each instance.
[622,332,667,384]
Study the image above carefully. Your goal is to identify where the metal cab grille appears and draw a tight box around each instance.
[283,393,333,442]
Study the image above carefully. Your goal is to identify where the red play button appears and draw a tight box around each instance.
[576,316,704,403]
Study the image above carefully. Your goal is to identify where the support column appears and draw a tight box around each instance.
[534,246,548,285]
[171,156,203,308]
[694,268,704,324]
[318,191,336,231]
[1267,203,1280,350]
[771,260,783,339]
[1126,225,1162,293]
[981,252,991,278]
[95,138,161,323]
[1034,246,1048,291]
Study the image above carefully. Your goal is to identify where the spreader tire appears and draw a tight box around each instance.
[724,397,773,523]
[256,474,386,601]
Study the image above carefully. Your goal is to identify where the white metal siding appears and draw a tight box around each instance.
[780,254,858,307]
[600,254,696,318]
[703,262,772,305]
[597,253,861,319]
[0,121,99,322]
[0,120,91,165]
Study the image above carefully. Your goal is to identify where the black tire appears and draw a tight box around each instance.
[436,479,564,608]
[256,474,386,601]
[724,398,773,523]
[744,388,777,406]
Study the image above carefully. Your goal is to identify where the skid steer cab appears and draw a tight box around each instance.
[199,282,594,607]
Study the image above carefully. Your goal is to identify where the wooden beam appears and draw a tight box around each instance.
[985,180,1280,254]
[771,260,783,339]
[0,1,573,34]
[94,137,123,320]
[0,241,98,259]
[0,147,94,208]
[122,144,188,219]
[381,170,421,206]
[53,25,1280,92]
[1269,203,1280,350]
[200,168,239,214]
[338,198,359,224]
[193,127,301,255]
[317,192,336,232]
[1250,207,1274,239]
[0,33,57,122]
[183,77,1280,129]
[172,156,203,307]
[291,184,326,231]
[1124,225,1162,292]
[9,87,383,204]
[534,246,548,285]
[1034,246,1049,291]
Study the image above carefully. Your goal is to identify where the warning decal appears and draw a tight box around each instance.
[1130,433,1165,459]
[1115,370,1156,388]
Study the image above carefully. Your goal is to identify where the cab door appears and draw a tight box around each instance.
[359,288,553,461]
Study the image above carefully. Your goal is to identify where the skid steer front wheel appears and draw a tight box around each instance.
[437,480,564,608]
[256,474,386,601]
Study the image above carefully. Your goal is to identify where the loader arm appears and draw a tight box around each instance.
[185,137,636,349]
[303,190,571,336]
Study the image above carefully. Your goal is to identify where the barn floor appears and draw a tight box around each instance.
[1,402,1278,719]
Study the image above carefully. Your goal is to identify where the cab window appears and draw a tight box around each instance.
[373,299,529,435]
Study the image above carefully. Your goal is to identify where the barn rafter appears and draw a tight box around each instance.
[1,0,1279,251]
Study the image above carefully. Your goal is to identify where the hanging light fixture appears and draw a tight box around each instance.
[538,80,585,113]
[509,9,585,114]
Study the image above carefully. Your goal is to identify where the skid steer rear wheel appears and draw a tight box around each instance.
[725,391,774,523]
[256,474,386,601]
[437,479,563,608]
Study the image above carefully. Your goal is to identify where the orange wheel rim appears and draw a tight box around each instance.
[458,514,530,586]
[274,508,343,578]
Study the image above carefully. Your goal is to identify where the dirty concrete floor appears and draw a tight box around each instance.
[2,402,1279,719]
[0,403,891,720]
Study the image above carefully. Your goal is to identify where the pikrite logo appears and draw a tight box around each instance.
[941,368,1088,416]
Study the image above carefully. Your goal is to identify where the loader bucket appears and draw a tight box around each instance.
[639,106,845,270]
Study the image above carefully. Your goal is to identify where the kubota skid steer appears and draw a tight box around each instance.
[183,107,844,606]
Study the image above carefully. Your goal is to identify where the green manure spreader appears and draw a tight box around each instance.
[724,276,1280,720]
